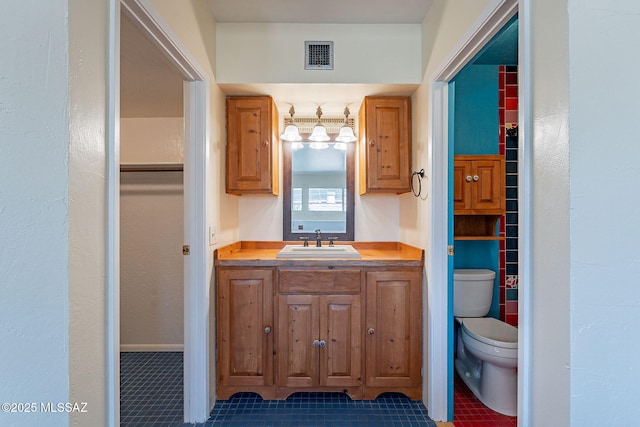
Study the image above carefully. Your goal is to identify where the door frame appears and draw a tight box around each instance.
[427,0,531,423]
[107,0,211,424]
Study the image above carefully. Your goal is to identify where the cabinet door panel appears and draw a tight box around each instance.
[226,97,277,194]
[472,159,504,211]
[218,269,273,387]
[237,107,266,182]
[277,295,319,387]
[365,271,421,388]
[360,97,411,194]
[320,295,362,387]
[453,161,470,210]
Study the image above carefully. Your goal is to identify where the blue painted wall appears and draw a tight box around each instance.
[452,64,501,319]
[453,65,499,155]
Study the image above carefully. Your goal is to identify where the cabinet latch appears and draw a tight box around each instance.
[183,245,190,256]
[447,245,454,256]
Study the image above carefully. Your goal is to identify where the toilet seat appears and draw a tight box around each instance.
[460,317,517,349]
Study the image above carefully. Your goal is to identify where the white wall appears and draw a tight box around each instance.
[528,0,571,425]
[0,2,71,425]
[216,23,422,84]
[120,118,184,351]
[121,117,184,163]
[1,0,110,425]
[238,171,401,242]
[404,0,492,250]
[568,0,640,424]
[120,172,184,350]
[217,21,419,243]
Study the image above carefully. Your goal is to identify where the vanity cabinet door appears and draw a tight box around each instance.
[277,294,320,388]
[226,96,279,195]
[319,294,362,388]
[217,268,274,397]
[358,96,411,194]
[364,270,422,398]
[277,294,362,389]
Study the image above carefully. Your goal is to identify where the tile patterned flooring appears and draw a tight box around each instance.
[201,392,437,427]
[453,373,517,427]
[120,352,437,426]
[120,352,184,426]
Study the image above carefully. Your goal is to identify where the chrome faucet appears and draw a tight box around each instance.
[315,229,322,247]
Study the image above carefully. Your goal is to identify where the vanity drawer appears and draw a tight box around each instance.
[278,268,361,293]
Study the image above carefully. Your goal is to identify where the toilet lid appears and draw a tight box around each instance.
[460,317,518,349]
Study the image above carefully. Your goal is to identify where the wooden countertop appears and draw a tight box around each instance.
[214,241,424,268]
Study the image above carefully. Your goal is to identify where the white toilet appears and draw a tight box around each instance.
[454,269,518,417]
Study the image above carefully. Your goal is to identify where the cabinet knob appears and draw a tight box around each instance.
[262,140,269,147]
[369,140,375,146]
[473,175,479,182]
[312,339,320,347]
[466,175,472,182]
[318,340,326,348]
[367,328,375,335]
[264,326,271,334]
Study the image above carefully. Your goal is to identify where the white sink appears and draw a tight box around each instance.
[276,244,361,259]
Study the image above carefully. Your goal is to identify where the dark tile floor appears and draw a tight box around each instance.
[121,352,184,426]
[196,392,437,427]
[120,352,437,427]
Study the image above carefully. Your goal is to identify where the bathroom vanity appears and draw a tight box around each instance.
[214,241,423,400]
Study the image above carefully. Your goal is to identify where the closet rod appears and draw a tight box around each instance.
[120,163,183,172]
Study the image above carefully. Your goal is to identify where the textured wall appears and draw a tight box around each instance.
[120,172,184,350]
[0,0,111,425]
[0,1,71,425]
[120,117,185,350]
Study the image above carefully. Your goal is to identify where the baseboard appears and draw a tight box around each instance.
[120,344,184,352]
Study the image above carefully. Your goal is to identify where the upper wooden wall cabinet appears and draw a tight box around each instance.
[358,96,412,195]
[453,155,505,239]
[226,96,279,195]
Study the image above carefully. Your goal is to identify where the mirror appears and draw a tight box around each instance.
[283,140,355,241]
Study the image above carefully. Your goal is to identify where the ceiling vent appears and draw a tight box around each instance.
[305,41,334,70]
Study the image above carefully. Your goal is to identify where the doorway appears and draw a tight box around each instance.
[109,0,211,424]
[119,7,185,423]
[427,0,530,423]
[448,16,519,425]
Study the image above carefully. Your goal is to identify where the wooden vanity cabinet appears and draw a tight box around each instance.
[364,269,422,400]
[358,96,412,195]
[217,268,275,399]
[276,268,362,398]
[453,155,505,239]
[215,251,423,401]
[277,294,362,391]
[226,96,279,195]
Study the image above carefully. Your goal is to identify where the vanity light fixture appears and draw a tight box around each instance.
[334,107,357,143]
[308,106,330,142]
[280,106,302,141]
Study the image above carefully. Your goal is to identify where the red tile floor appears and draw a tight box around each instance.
[453,373,517,427]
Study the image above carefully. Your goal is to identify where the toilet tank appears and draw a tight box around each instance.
[453,269,496,317]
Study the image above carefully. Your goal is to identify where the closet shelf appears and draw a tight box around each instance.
[120,163,183,172]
